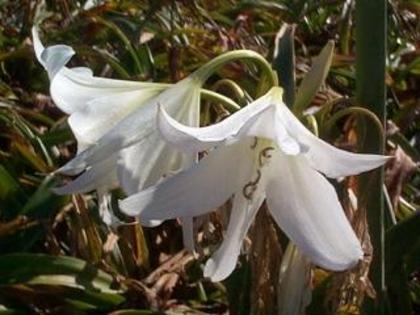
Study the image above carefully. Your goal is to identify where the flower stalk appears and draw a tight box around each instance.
[200,89,241,112]
[192,50,279,89]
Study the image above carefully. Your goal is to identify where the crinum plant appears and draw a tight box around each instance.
[33,26,277,249]
[36,22,389,314]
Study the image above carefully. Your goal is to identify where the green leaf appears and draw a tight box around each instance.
[20,175,68,218]
[56,287,125,310]
[386,211,420,271]
[0,164,26,214]
[356,2,387,313]
[294,41,334,114]
[272,24,296,108]
[0,165,24,205]
[385,213,420,315]
[407,57,420,75]
[0,253,125,294]
[0,254,125,310]
[39,127,73,148]
[224,255,251,314]
[0,307,25,315]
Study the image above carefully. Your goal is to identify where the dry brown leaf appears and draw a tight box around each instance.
[249,204,283,315]
[385,146,417,210]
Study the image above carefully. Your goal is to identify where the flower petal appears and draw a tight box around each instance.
[68,88,163,152]
[33,27,164,115]
[97,188,123,228]
[119,140,254,220]
[116,94,198,194]
[157,87,301,155]
[117,133,195,247]
[58,79,200,174]
[277,244,312,315]
[117,135,175,194]
[32,28,75,80]
[276,102,390,178]
[53,156,118,194]
[265,152,363,271]
[204,192,264,281]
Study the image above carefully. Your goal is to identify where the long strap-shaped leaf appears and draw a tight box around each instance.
[355,0,387,314]
[0,253,124,294]
[273,24,296,108]
[293,41,334,114]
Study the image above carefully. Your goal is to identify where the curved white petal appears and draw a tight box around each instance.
[97,188,123,228]
[68,88,164,151]
[117,135,173,194]
[276,101,390,178]
[157,91,272,152]
[53,155,118,194]
[118,142,196,249]
[116,101,199,251]
[41,45,75,80]
[265,152,363,271]
[204,192,264,281]
[59,79,200,173]
[33,27,164,115]
[32,28,75,80]
[117,94,198,194]
[277,244,312,315]
[50,68,164,115]
[119,140,254,221]
[33,27,47,63]
[157,88,301,155]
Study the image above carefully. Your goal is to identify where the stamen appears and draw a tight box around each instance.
[242,170,261,200]
[258,146,275,166]
[250,137,258,149]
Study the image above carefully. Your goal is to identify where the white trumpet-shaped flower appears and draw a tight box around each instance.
[120,86,389,281]
[32,27,167,154]
[32,28,202,245]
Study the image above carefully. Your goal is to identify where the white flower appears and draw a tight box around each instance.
[119,86,389,281]
[32,27,200,244]
[32,27,167,154]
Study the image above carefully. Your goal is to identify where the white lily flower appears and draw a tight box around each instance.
[32,27,198,240]
[119,86,389,281]
[32,28,167,153]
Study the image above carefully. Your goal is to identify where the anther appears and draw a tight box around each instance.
[258,146,275,166]
[250,137,258,149]
[242,170,261,200]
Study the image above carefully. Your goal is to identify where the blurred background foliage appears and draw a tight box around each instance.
[0,0,419,314]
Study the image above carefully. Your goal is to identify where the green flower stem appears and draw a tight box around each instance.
[192,50,278,89]
[305,115,319,137]
[200,89,241,112]
[141,83,242,112]
[323,106,385,144]
[211,79,249,105]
